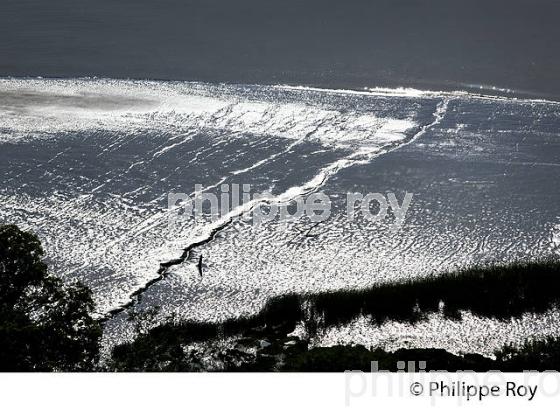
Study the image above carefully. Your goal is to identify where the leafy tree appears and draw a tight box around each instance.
[0,224,101,371]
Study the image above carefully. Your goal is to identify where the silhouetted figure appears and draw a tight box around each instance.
[197,255,203,277]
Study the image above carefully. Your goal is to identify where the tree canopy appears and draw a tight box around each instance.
[0,224,101,371]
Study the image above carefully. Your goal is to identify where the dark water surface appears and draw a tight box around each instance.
[1,0,560,99]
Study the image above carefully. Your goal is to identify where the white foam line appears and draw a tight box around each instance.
[230,114,336,176]
[275,84,560,105]
[151,134,193,158]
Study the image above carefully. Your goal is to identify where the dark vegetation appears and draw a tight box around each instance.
[110,259,560,371]
[284,338,560,372]
[0,224,101,371]
[2,223,560,371]
[282,345,495,372]
[308,259,560,327]
[110,317,560,372]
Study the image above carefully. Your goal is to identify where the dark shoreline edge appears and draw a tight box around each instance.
[109,259,560,371]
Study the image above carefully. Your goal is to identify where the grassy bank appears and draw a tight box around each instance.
[308,259,560,327]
